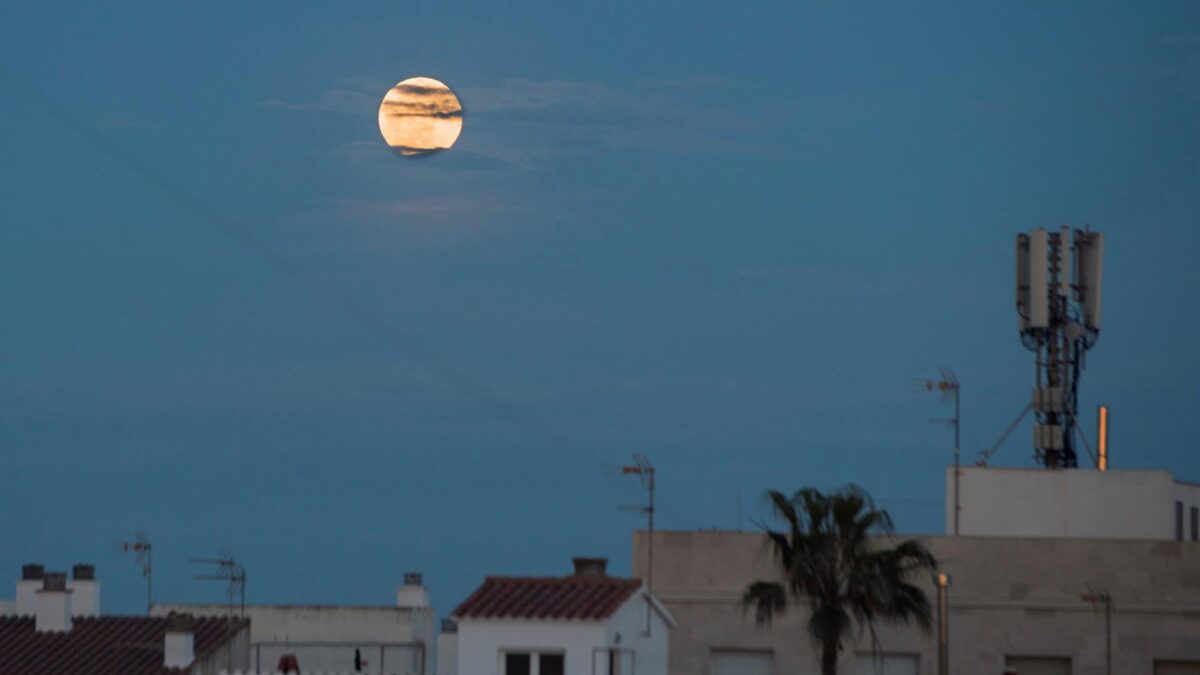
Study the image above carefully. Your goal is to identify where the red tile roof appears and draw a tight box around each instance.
[0,615,246,675]
[453,576,642,621]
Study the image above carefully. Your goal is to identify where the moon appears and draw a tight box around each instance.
[377,77,463,157]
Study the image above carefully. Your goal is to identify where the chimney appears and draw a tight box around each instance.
[572,557,608,576]
[436,619,459,675]
[35,572,72,633]
[396,572,429,609]
[68,564,100,617]
[163,612,195,668]
[16,564,44,616]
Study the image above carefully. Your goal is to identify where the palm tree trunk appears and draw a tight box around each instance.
[821,639,838,675]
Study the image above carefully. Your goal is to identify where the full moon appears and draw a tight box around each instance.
[377,77,463,157]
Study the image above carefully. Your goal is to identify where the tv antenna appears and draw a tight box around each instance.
[1015,226,1104,468]
[618,453,655,635]
[191,551,247,618]
[115,532,153,613]
[914,369,960,535]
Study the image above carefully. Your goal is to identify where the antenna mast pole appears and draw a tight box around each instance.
[916,370,961,535]
[116,533,153,613]
[620,454,655,635]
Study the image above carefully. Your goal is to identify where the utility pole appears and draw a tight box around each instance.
[935,572,951,675]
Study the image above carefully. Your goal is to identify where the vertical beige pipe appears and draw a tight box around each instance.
[1097,406,1109,471]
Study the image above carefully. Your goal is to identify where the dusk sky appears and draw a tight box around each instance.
[2,2,1198,616]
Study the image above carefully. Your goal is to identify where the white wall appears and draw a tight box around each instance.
[455,593,670,675]
[153,603,435,675]
[15,579,40,615]
[1173,482,1200,541]
[636,530,1200,675]
[67,579,99,617]
[155,603,433,643]
[949,466,1181,539]
[605,593,671,675]
[456,617,607,675]
[437,632,458,675]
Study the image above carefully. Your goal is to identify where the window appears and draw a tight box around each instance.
[855,653,918,675]
[711,649,772,675]
[1004,656,1071,675]
[540,653,565,675]
[1155,661,1200,675]
[503,651,564,675]
[1177,501,1185,541]
[1191,507,1198,542]
[505,653,531,675]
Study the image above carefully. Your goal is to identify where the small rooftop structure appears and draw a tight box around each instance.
[448,557,673,675]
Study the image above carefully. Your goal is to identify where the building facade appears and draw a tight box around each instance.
[154,573,435,675]
[635,528,1200,675]
[950,467,1200,541]
[448,557,673,675]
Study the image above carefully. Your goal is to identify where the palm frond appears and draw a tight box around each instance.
[743,581,788,625]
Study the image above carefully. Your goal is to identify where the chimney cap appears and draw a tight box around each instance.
[404,572,424,586]
[41,572,68,592]
[441,618,458,633]
[72,564,95,580]
[22,564,45,580]
[165,612,195,633]
[572,557,608,576]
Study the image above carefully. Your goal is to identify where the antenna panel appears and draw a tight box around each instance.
[1077,231,1104,330]
[1015,234,1030,331]
[1034,423,1064,451]
[1058,225,1072,297]
[1027,228,1049,328]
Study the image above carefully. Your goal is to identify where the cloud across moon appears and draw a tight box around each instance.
[378,77,463,157]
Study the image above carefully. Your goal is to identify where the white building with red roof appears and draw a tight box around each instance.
[446,557,673,675]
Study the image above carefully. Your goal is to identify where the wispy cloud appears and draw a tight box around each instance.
[260,76,386,116]
[263,75,767,166]
[289,192,543,249]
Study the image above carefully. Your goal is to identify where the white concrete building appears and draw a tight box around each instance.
[154,572,435,675]
[950,466,1200,540]
[448,558,674,675]
[634,466,1200,675]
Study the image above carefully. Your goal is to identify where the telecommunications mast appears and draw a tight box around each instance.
[1014,226,1104,468]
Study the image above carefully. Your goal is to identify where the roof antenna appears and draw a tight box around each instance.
[114,532,152,613]
[914,369,961,536]
[618,453,655,636]
[191,550,247,667]
[191,550,247,618]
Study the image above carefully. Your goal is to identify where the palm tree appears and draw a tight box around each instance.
[743,485,937,675]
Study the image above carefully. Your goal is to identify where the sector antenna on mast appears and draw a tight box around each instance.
[1014,226,1104,469]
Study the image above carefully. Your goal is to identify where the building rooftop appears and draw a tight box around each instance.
[453,575,642,621]
[0,615,246,675]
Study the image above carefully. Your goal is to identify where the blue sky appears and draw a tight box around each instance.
[1,2,1198,616]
